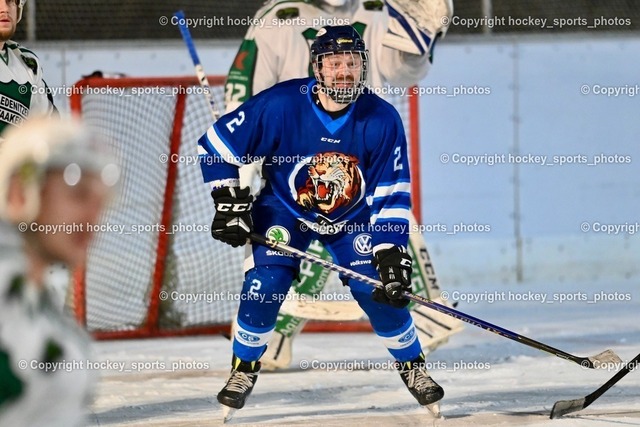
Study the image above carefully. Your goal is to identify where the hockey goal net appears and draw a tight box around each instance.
[70,75,420,339]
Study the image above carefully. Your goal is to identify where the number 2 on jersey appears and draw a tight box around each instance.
[226,111,245,133]
[393,146,403,171]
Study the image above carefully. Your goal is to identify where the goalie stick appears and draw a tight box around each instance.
[550,352,640,418]
[174,10,219,121]
[249,232,621,369]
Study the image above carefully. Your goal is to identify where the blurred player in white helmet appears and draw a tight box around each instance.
[0,0,57,135]
[0,117,119,427]
[223,0,462,372]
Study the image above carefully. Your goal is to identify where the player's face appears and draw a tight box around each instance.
[0,0,18,41]
[320,52,363,89]
[29,170,110,269]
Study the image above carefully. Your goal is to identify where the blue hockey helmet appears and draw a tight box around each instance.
[310,25,369,104]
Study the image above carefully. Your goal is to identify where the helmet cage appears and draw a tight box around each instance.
[312,50,368,104]
[310,26,369,104]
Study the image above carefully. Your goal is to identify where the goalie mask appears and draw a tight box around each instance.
[311,25,369,105]
[0,117,120,223]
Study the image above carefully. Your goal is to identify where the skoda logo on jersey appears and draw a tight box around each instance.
[237,331,260,343]
[353,233,372,256]
[399,328,416,344]
[266,226,290,245]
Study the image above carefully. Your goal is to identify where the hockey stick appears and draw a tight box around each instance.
[174,10,219,120]
[550,352,640,418]
[249,232,621,369]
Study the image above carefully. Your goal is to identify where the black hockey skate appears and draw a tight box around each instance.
[217,355,261,422]
[397,354,444,418]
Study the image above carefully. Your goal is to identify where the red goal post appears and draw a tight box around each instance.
[69,75,421,339]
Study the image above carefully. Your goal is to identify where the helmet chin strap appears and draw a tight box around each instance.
[314,69,361,105]
[17,0,26,23]
[323,85,359,105]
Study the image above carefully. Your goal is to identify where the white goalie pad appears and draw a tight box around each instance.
[279,288,365,321]
[261,330,295,371]
[411,298,465,353]
[384,0,454,55]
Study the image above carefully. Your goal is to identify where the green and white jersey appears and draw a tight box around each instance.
[0,40,57,136]
[0,227,94,427]
[224,0,429,112]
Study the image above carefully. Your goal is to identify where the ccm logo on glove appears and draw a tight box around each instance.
[210,186,254,247]
[216,202,252,213]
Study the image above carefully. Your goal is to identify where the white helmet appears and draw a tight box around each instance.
[0,116,120,223]
[17,0,26,23]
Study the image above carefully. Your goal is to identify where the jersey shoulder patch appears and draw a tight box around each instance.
[276,7,299,19]
[20,55,39,75]
[6,41,41,75]
[255,0,306,20]
[363,0,384,11]
[5,275,25,301]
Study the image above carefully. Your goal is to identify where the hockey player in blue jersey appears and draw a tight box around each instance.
[198,25,444,419]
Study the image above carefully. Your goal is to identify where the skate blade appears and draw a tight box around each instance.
[425,402,443,419]
[221,405,237,423]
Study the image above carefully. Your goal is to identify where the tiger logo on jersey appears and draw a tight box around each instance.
[296,152,362,215]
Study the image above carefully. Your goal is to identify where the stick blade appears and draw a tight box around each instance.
[588,349,623,368]
[550,397,586,419]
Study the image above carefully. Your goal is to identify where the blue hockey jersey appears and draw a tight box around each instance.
[198,77,411,251]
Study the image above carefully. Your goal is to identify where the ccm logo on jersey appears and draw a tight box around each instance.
[320,137,341,144]
[216,203,252,213]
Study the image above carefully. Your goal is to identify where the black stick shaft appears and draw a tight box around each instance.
[584,352,640,407]
[249,233,615,369]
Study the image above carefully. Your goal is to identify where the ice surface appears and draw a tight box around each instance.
[86,280,640,426]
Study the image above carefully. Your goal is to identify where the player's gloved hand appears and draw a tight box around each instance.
[210,186,253,247]
[372,246,412,308]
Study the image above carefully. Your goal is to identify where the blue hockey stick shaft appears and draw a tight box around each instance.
[249,232,619,369]
[174,10,219,120]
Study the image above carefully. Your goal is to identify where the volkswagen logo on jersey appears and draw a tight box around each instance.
[291,151,364,216]
[353,233,373,256]
[266,226,290,245]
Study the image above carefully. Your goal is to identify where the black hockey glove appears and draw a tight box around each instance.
[372,246,412,308]
[210,186,253,248]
